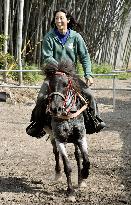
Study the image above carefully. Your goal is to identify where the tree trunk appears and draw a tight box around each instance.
[22,0,32,62]
[0,1,3,33]
[17,0,24,85]
[3,0,10,83]
[33,0,43,64]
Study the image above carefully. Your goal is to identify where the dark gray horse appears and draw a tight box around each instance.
[44,62,90,200]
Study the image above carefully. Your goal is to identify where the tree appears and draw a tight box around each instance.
[17,0,24,84]
[3,0,10,82]
[1,0,131,70]
[0,1,3,34]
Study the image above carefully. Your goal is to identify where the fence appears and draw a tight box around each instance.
[0,69,131,109]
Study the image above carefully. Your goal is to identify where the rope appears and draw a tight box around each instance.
[63,79,76,114]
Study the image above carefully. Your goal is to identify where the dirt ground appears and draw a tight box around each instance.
[0,79,131,205]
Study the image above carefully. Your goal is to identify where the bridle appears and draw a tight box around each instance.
[48,71,89,119]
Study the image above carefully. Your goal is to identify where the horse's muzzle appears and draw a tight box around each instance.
[50,106,63,115]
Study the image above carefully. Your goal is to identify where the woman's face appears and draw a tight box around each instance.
[55,11,69,33]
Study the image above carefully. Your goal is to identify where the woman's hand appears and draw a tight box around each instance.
[85,77,94,86]
[86,77,94,86]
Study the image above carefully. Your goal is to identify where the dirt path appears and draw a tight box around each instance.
[0,79,131,204]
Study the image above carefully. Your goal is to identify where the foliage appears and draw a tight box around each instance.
[8,64,44,84]
[1,1,130,83]
[0,53,15,69]
[76,61,131,79]
[0,35,16,70]
[0,35,43,83]
[0,34,8,50]
[22,64,43,83]
[92,63,131,79]
[76,61,84,77]
[76,61,113,78]
[92,63,113,78]
[6,62,131,83]
[115,72,131,80]
[1,0,130,68]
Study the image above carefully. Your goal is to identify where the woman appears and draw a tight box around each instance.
[27,8,106,138]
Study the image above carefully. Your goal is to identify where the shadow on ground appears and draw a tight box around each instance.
[97,95,131,204]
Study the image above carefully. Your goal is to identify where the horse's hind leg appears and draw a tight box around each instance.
[78,136,90,180]
[51,139,61,180]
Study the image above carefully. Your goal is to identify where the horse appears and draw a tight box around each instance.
[43,61,90,201]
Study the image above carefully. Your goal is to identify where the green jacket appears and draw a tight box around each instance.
[42,29,92,78]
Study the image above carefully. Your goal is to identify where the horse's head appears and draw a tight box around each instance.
[45,61,79,117]
[49,71,77,117]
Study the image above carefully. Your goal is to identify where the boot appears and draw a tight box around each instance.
[95,115,106,132]
[84,107,106,134]
[26,121,46,139]
[26,101,47,138]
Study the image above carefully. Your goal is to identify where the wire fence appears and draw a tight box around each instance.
[0,69,131,109]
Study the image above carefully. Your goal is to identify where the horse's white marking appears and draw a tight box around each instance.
[80,135,88,153]
[79,180,87,188]
[55,139,68,158]
[68,195,76,202]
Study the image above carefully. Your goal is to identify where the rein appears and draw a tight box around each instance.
[63,79,76,114]
[48,71,89,119]
[57,92,89,120]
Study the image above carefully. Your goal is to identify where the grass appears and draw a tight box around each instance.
[7,64,44,84]
[76,61,131,80]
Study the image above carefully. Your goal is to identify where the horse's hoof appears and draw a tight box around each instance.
[81,167,90,179]
[79,181,87,188]
[67,195,76,202]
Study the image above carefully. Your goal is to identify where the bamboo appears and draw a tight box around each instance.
[3,0,10,83]
[22,0,32,61]
[33,0,43,63]
[1,0,130,70]
[17,0,24,85]
[0,1,3,33]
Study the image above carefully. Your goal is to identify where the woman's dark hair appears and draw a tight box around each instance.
[51,8,82,32]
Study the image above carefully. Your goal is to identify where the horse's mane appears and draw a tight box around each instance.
[43,61,81,92]
[43,60,75,76]
[57,61,76,76]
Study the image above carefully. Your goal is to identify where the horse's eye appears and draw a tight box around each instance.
[63,82,67,87]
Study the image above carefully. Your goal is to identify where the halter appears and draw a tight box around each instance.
[63,78,77,114]
[48,71,89,119]
[48,71,67,101]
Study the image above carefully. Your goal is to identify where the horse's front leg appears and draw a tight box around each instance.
[55,139,75,198]
[78,135,90,180]
[51,138,61,180]
[74,144,83,186]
